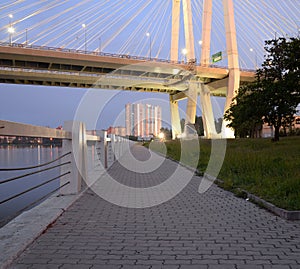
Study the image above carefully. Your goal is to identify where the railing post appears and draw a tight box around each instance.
[60,121,87,195]
[112,134,116,162]
[101,130,106,169]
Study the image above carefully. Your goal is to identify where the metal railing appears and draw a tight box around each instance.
[0,120,130,225]
[0,41,182,65]
[0,149,71,226]
[0,41,255,73]
[0,152,71,205]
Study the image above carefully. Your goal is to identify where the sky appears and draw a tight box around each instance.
[0,83,226,130]
[0,0,299,130]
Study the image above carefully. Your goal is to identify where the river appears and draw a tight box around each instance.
[0,145,62,227]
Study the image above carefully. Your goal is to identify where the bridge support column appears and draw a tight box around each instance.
[222,0,240,138]
[184,82,198,136]
[169,95,182,139]
[171,0,181,62]
[182,0,195,61]
[200,84,217,138]
[201,0,213,66]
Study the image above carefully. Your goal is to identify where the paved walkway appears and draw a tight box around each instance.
[10,145,300,269]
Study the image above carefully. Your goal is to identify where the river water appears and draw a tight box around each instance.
[0,143,105,227]
[0,145,62,227]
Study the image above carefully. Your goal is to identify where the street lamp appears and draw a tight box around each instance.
[198,40,202,64]
[98,37,102,54]
[182,48,187,63]
[82,23,87,52]
[8,14,14,45]
[249,48,257,69]
[146,32,152,60]
[8,27,15,44]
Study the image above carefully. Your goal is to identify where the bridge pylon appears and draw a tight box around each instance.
[169,95,182,140]
[170,0,240,139]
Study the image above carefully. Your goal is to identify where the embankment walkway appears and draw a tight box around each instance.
[8,145,300,269]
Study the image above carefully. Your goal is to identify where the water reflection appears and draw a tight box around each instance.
[0,144,99,227]
[0,146,61,227]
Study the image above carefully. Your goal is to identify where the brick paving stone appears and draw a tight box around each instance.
[59,265,93,269]
[30,266,61,269]
[180,265,208,269]
[208,265,237,269]
[288,266,300,269]
[263,266,290,269]
[7,144,300,268]
[11,265,32,269]
[122,265,151,269]
[236,266,264,269]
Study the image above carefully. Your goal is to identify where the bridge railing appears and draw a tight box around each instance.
[0,42,256,73]
[0,41,182,65]
[0,120,129,211]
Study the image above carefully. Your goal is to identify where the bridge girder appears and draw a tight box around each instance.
[0,45,255,94]
[0,44,255,140]
[0,46,254,93]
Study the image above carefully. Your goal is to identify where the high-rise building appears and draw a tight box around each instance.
[125,103,162,138]
[107,126,126,137]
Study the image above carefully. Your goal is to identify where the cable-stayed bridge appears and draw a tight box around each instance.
[0,42,254,92]
[0,0,298,138]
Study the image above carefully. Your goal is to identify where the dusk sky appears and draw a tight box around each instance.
[0,0,299,129]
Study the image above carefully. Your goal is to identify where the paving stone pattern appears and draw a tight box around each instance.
[11,145,300,269]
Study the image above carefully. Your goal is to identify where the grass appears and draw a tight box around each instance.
[145,137,300,210]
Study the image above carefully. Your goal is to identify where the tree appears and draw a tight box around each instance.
[194,116,204,136]
[224,83,264,138]
[160,127,172,140]
[225,36,300,141]
[180,118,185,133]
[258,37,300,141]
[214,117,223,134]
[179,116,204,136]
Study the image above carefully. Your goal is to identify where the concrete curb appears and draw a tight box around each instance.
[245,192,300,220]
[214,181,300,221]
[0,190,84,269]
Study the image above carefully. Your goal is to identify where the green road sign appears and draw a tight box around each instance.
[212,51,222,63]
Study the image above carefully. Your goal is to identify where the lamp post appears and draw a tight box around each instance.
[99,37,102,55]
[25,28,28,45]
[182,48,187,63]
[82,23,87,52]
[198,40,202,64]
[146,32,152,60]
[249,48,257,69]
[8,14,15,45]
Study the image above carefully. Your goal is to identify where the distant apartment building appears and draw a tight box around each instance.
[107,126,126,137]
[261,115,300,138]
[125,103,162,137]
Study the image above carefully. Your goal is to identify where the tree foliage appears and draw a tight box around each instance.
[160,127,172,140]
[224,83,264,138]
[225,36,300,141]
[194,116,204,136]
[180,116,204,136]
[214,117,223,134]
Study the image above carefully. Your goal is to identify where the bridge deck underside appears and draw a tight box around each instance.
[0,68,181,94]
